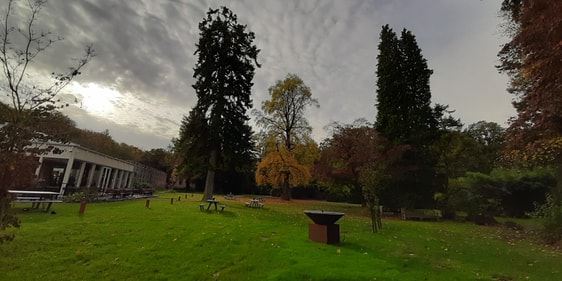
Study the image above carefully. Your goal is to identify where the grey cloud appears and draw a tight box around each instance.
[61,106,171,149]
[15,0,514,149]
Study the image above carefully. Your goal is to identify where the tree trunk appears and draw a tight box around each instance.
[0,188,20,243]
[554,163,562,201]
[369,204,382,233]
[280,171,291,200]
[202,149,217,201]
[376,205,382,230]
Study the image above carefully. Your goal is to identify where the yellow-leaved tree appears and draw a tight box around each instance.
[253,74,319,200]
[255,138,315,191]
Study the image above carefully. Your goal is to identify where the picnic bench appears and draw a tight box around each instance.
[9,190,62,212]
[200,202,226,212]
[245,198,264,208]
[401,208,442,221]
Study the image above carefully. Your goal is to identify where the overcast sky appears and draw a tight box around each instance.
[7,0,514,150]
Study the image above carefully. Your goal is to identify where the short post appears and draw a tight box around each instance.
[185,194,187,199]
[170,198,174,204]
[178,196,181,201]
[79,200,87,214]
[145,199,150,208]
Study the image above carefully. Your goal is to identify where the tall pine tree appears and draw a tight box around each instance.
[180,7,260,200]
[375,25,442,208]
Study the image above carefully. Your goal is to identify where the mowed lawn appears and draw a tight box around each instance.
[1,192,560,281]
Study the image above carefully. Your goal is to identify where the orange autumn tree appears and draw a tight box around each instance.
[254,74,319,200]
[255,136,317,194]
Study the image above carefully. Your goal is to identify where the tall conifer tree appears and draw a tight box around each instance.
[374,25,442,208]
[182,7,260,200]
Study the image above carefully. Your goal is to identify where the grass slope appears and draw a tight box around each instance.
[1,192,560,281]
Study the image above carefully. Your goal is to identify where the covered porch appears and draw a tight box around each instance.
[34,143,135,197]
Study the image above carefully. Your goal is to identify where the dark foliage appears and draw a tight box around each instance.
[374,25,443,208]
[177,7,260,200]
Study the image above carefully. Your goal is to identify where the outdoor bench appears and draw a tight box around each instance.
[245,201,264,208]
[14,199,63,203]
[9,190,62,212]
[401,208,442,221]
[13,198,62,211]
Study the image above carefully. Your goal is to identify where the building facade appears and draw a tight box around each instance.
[35,143,166,197]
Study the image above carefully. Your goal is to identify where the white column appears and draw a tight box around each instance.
[122,172,130,189]
[76,161,87,188]
[110,169,119,189]
[86,164,96,187]
[101,167,111,192]
[34,156,44,176]
[117,170,124,189]
[97,167,105,189]
[103,167,113,192]
[127,172,135,188]
[59,155,75,197]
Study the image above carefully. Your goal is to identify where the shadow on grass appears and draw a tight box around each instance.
[11,206,58,223]
[219,210,238,218]
[337,240,371,253]
[199,210,238,218]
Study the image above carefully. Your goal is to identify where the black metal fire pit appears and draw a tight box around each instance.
[304,210,345,225]
[304,210,345,244]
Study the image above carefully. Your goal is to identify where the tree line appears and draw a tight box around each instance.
[2,1,559,243]
[174,3,560,241]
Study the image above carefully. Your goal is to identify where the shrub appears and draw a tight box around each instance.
[441,168,555,221]
[532,194,562,244]
[448,172,505,223]
[492,168,554,217]
[253,184,271,196]
[63,187,99,203]
[269,186,281,197]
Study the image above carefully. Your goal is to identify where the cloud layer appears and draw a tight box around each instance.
[7,0,513,149]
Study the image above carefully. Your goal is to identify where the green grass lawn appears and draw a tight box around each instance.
[1,192,560,281]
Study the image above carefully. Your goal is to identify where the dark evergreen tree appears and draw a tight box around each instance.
[374,25,406,143]
[398,29,440,146]
[374,25,443,208]
[175,111,211,183]
[182,7,259,200]
[375,26,438,145]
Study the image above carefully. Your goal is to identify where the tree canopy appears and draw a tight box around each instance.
[499,0,562,147]
[374,25,443,208]
[0,0,93,243]
[315,120,408,231]
[375,25,439,146]
[498,0,562,191]
[315,120,380,203]
[179,7,260,200]
[254,73,319,200]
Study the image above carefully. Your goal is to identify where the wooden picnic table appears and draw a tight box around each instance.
[8,190,62,211]
[245,198,264,208]
[206,199,220,211]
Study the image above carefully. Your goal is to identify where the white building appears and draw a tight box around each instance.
[35,142,165,197]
